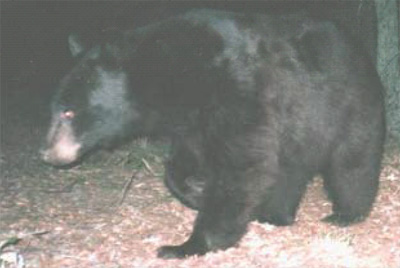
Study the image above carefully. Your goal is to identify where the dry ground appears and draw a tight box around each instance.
[1,97,400,268]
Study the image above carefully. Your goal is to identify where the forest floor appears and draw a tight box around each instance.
[1,88,400,268]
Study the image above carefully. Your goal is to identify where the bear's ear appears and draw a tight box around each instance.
[68,29,125,59]
[101,28,125,58]
[101,28,124,44]
[68,33,87,58]
[93,29,129,67]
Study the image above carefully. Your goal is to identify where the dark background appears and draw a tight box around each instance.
[1,1,378,104]
[0,1,379,173]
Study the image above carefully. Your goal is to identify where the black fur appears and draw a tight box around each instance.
[42,9,385,259]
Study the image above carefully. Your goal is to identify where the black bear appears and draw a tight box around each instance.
[41,9,385,259]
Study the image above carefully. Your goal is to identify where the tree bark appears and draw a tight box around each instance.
[375,0,400,146]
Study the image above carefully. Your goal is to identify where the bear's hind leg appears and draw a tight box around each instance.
[164,137,205,209]
[322,145,382,226]
[165,161,205,210]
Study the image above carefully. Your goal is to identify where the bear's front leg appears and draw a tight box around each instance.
[157,227,210,258]
[164,136,206,209]
[158,166,269,259]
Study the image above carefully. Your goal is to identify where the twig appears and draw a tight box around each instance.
[141,158,155,176]
[20,230,49,238]
[141,158,162,177]
[0,230,49,251]
[119,170,140,206]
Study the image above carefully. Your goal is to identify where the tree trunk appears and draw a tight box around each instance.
[375,0,400,146]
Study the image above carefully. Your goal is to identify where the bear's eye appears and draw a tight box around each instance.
[61,110,75,120]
